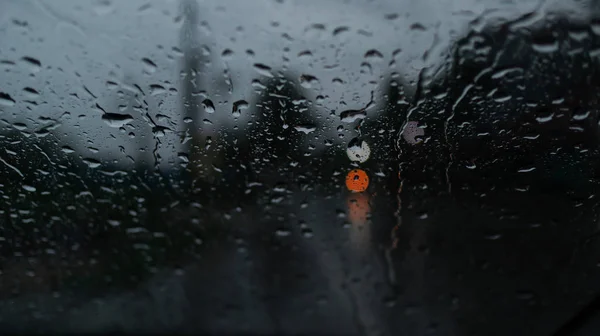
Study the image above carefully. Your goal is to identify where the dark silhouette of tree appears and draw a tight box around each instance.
[176,0,236,206]
[212,70,331,205]
[393,17,600,336]
[217,71,341,328]
[0,127,206,297]
[240,72,316,175]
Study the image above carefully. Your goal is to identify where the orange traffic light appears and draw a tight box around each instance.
[345,169,369,192]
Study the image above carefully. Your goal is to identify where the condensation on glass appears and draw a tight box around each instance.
[1,0,600,335]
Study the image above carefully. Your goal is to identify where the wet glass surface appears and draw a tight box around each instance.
[2,0,600,334]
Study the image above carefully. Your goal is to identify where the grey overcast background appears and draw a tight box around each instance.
[1,0,591,170]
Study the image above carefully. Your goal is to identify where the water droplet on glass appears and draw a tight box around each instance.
[0,60,15,70]
[61,146,75,154]
[83,158,101,169]
[333,26,349,37]
[0,92,16,106]
[360,62,372,75]
[294,124,317,134]
[20,56,41,72]
[346,138,371,163]
[13,122,27,131]
[465,162,477,170]
[275,229,291,237]
[22,185,36,192]
[106,81,119,89]
[152,125,172,137]
[202,99,215,113]
[221,49,234,60]
[531,41,559,53]
[302,228,314,238]
[142,57,157,73]
[572,110,590,121]
[493,95,512,103]
[201,45,211,57]
[304,23,326,39]
[12,19,28,27]
[232,100,248,118]
[149,84,166,95]
[535,112,554,123]
[592,22,600,36]
[299,74,319,89]
[253,63,273,77]
[34,127,51,138]
[364,49,384,60]
[251,80,266,90]
[23,87,39,98]
[298,50,313,61]
[485,233,502,240]
[340,109,367,123]
[410,23,426,31]
[491,67,524,79]
[178,152,189,163]
[518,166,536,173]
[137,3,151,12]
[107,219,121,227]
[102,113,134,128]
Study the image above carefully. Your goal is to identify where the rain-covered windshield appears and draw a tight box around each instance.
[2,0,600,334]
